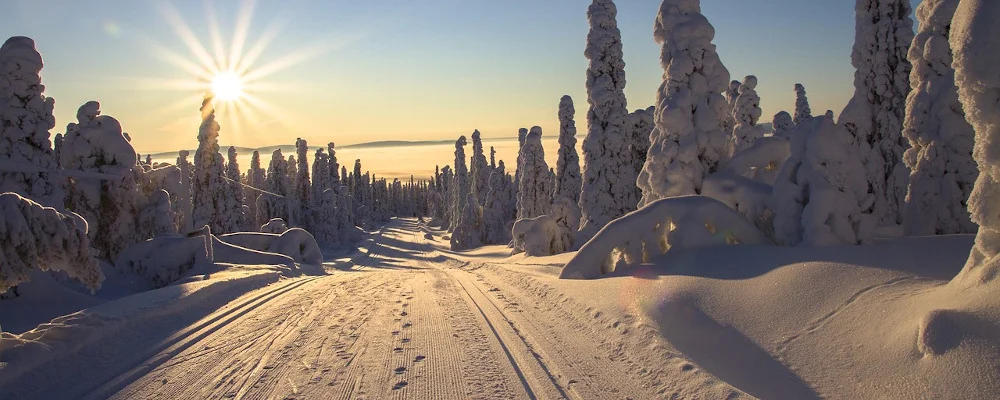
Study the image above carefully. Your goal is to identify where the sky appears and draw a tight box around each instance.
[2,0,922,154]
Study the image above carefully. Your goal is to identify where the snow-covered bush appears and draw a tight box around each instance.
[0,192,102,292]
[793,83,812,125]
[950,0,1000,286]
[578,0,637,241]
[724,136,791,185]
[514,197,581,256]
[731,75,765,154]
[560,195,770,279]
[554,95,582,204]
[637,0,732,206]
[0,36,63,207]
[771,111,794,140]
[772,117,875,246]
[260,218,288,233]
[902,0,976,236]
[839,0,914,225]
[517,127,549,220]
[450,193,483,251]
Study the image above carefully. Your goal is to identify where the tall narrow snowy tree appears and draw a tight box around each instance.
[513,127,528,206]
[578,0,636,241]
[245,150,265,223]
[637,0,732,205]
[328,142,340,186]
[839,0,914,225]
[554,95,582,204]
[517,127,550,220]
[626,106,654,202]
[483,161,511,244]
[261,149,289,225]
[291,138,310,227]
[731,75,765,153]
[902,0,976,236]
[450,135,470,232]
[312,148,330,207]
[191,95,228,233]
[176,150,193,230]
[221,146,246,232]
[0,37,62,207]
[469,130,491,206]
[793,83,813,125]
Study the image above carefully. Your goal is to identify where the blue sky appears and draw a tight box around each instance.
[2,0,922,152]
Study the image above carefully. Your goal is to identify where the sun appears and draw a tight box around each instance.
[211,71,244,102]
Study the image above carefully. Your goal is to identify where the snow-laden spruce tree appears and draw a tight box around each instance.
[260,149,289,224]
[0,192,102,293]
[0,37,63,207]
[192,95,228,233]
[626,106,655,201]
[839,0,914,225]
[451,193,484,250]
[773,116,875,246]
[245,150,265,224]
[290,138,310,228]
[637,0,732,206]
[312,188,339,246]
[950,0,1000,286]
[312,148,330,206]
[469,130,491,206]
[578,0,637,241]
[555,95,583,204]
[793,83,812,125]
[723,80,741,134]
[176,150,194,230]
[772,111,794,140]
[517,127,550,220]
[450,135,470,232]
[221,146,246,232]
[513,127,528,210]
[901,0,976,236]
[53,133,63,168]
[490,146,496,169]
[482,160,511,244]
[731,75,765,153]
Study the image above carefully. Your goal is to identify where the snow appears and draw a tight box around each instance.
[516,126,549,220]
[191,96,227,233]
[902,0,977,236]
[637,0,732,206]
[449,136,469,232]
[450,193,484,251]
[578,0,637,242]
[771,111,794,140]
[793,83,812,125]
[553,95,582,204]
[730,75,764,154]
[724,136,791,185]
[482,160,513,244]
[469,130,491,206]
[561,195,770,280]
[259,217,288,233]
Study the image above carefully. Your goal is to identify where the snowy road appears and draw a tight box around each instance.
[7,219,728,399]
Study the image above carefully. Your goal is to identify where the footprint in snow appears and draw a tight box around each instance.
[392,381,408,390]
[395,366,407,374]
[414,355,425,362]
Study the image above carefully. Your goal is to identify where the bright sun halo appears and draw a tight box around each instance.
[211,71,244,101]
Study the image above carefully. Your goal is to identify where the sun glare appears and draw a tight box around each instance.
[211,71,244,102]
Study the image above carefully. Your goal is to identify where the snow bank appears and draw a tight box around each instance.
[0,192,101,292]
[702,171,774,238]
[723,136,790,185]
[560,195,770,279]
[259,218,288,233]
[218,228,322,266]
[113,233,213,289]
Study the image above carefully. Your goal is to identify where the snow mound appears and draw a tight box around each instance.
[260,218,288,233]
[561,195,770,279]
[219,228,322,266]
[113,233,213,289]
[724,136,790,185]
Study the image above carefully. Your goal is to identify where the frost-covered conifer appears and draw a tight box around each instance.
[517,127,550,220]
[0,37,62,207]
[450,135,470,232]
[221,146,246,232]
[53,133,63,168]
[312,188,339,246]
[513,127,527,209]
[470,130,491,206]
[490,146,496,169]
[290,138,310,228]
[555,95,582,204]
[176,150,193,230]
[245,150,265,224]
[773,117,875,246]
[793,83,812,125]
[826,110,835,119]
[450,193,483,250]
[731,75,765,153]
[772,111,794,140]
[901,0,976,236]
[839,0,914,225]
[260,149,289,224]
[637,0,732,206]
[579,0,637,240]
[483,161,511,244]
[312,148,330,206]
[328,142,340,186]
[626,106,654,202]
[723,80,741,133]
[192,95,228,233]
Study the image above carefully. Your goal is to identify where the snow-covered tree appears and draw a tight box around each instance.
[176,150,193,230]
[517,127,550,220]
[825,110,835,119]
[312,148,330,206]
[483,160,511,244]
[772,111,794,140]
[731,75,765,153]
[469,130,491,206]
[450,135,470,232]
[291,138,310,228]
[554,95,582,204]
[514,128,527,216]
[221,146,246,232]
[949,0,1000,286]
[312,188,339,246]
[328,142,340,186]
[839,0,914,225]
[0,192,102,293]
[637,0,732,206]
[191,95,228,233]
[773,117,875,246]
[793,83,812,125]
[451,193,483,250]
[901,0,976,236]
[53,133,63,168]
[260,149,289,225]
[723,80,741,134]
[625,106,654,201]
[578,0,637,241]
[245,150,265,224]
[0,37,62,207]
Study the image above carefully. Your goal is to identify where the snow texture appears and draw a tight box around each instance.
[578,0,637,242]
[731,75,765,154]
[951,0,1000,285]
[517,127,550,220]
[637,0,732,207]
[771,111,794,140]
[0,36,62,207]
[554,95,582,204]
[724,136,791,185]
[221,229,323,266]
[793,83,812,125]
[772,117,875,246]
[839,0,914,225]
[0,192,101,292]
[260,218,288,234]
[114,233,213,289]
[902,0,977,236]
[625,106,655,201]
[561,195,770,279]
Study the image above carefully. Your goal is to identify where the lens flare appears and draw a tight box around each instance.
[211,71,244,101]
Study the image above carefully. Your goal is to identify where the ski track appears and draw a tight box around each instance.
[5,219,736,399]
